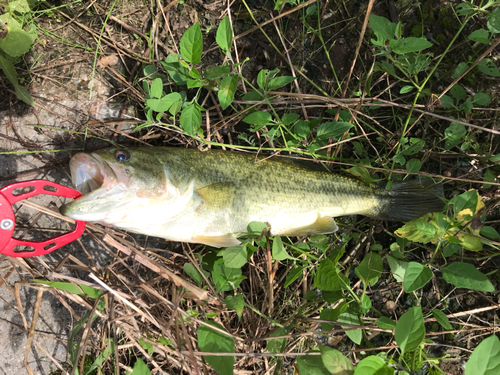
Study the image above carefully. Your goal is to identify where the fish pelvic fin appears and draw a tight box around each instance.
[374,179,445,222]
[277,216,338,237]
[193,234,241,248]
[196,182,235,209]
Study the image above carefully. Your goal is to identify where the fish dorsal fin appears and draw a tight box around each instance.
[279,216,338,237]
[193,234,241,248]
[196,182,235,209]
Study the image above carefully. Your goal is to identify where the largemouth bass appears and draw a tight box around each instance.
[60,147,444,247]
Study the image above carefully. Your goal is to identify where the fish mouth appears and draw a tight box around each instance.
[69,153,115,195]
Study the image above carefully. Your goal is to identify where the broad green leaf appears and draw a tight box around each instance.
[473,92,491,106]
[0,54,19,85]
[246,221,269,236]
[403,262,432,293]
[131,358,151,375]
[395,306,425,354]
[266,326,288,353]
[284,265,303,287]
[218,75,238,110]
[355,252,383,285]
[443,262,494,292]
[319,345,354,375]
[400,137,425,155]
[221,244,248,268]
[137,338,154,354]
[162,54,191,85]
[204,65,230,79]
[212,259,246,292]
[360,294,372,314]
[432,309,452,330]
[456,3,474,16]
[320,303,348,331]
[387,255,409,282]
[464,335,500,375]
[150,78,163,99]
[453,62,468,78]
[297,351,331,375]
[483,169,495,189]
[268,75,296,90]
[147,93,182,113]
[198,321,235,375]
[487,8,500,34]
[444,122,466,150]
[224,294,244,320]
[183,263,204,286]
[400,85,413,94]
[348,166,381,183]
[477,59,500,77]
[179,104,202,136]
[369,14,396,41]
[33,280,103,299]
[377,316,396,330]
[257,69,268,89]
[406,158,421,173]
[216,17,232,54]
[272,236,293,261]
[179,22,202,63]
[481,226,500,239]
[294,120,311,138]
[242,111,272,126]
[282,113,300,126]
[14,84,34,106]
[390,37,432,54]
[450,84,467,101]
[0,26,34,57]
[338,307,362,345]
[316,121,353,140]
[469,29,490,44]
[354,356,394,375]
[314,258,341,291]
[448,189,481,219]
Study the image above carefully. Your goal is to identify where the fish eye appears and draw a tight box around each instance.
[114,150,130,162]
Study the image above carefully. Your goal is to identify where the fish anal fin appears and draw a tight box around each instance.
[193,234,241,248]
[279,216,338,237]
[196,183,235,209]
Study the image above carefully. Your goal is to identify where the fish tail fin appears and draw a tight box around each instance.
[373,179,445,222]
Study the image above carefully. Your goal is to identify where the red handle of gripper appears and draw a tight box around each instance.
[0,180,86,257]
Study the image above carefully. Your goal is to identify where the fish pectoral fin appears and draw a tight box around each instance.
[196,183,235,209]
[193,234,241,248]
[280,216,338,237]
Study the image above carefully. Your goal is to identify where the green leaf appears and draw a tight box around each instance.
[147,92,182,113]
[266,326,288,353]
[224,294,244,320]
[284,265,303,287]
[444,122,466,150]
[400,85,413,94]
[319,345,354,375]
[450,84,467,100]
[268,75,296,90]
[179,22,203,63]
[0,26,34,57]
[348,166,381,184]
[242,111,272,126]
[443,262,494,292]
[162,54,191,85]
[393,154,406,165]
[473,92,491,106]
[400,137,425,155]
[218,75,238,110]
[453,62,468,78]
[395,306,425,354]
[246,221,269,236]
[314,258,341,291]
[14,84,34,106]
[481,226,500,239]
[355,252,383,285]
[354,356,394,375]
[0,53,19,86]
[377,316,396,330]
[390,37,432,54]
[456,3,474,16]
[221,244,248,268]
[387,255,409,283]
[282,113,300,126]
[32,280,103,299]
[403,262,432,293]
[338,307,362,345]
[137,338,154,354]
[179,104,202,136]
[212,258,246,292]
[432,309,453,330]
[369,14,396,41]
[465,335,500,375]
[183,263,204,286]
[406,158,421,173]
[469,29,490,44]
[360,294,372,314]
[297,351,331,375]
[487,8,500,34]
[316,121,353,140]
[131,358,151,375]
[477,59,500,77]
[216,16,232,54]
[204,65,230,79]
[150,78,163,99]
[320,303,348,331]
[272,236,293,261]
[198,321,235,375]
